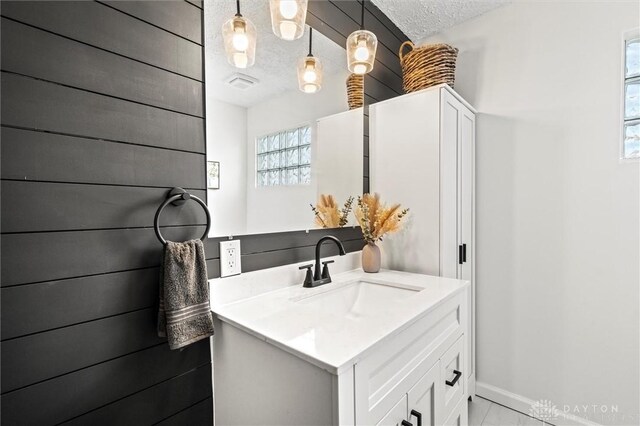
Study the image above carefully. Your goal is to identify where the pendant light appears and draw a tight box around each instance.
[222,0,256,69]
[269,0,308,41]
[297,28,323,94]
[346,0,377,75]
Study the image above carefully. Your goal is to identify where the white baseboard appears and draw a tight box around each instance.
[476,382,601,426]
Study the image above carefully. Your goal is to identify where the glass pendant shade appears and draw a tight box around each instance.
[222,15,256,69]
[347,29,377,75]
[298,56,322,93]
[269,0,308,41]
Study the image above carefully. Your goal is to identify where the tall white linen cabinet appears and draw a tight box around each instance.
[370,84,477,397]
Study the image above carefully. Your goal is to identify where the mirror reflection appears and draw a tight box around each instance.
[204,1,363,237]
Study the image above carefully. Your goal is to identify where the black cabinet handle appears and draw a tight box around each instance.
[446,369,462,387]
[462,243,467,263]
[410,409,422,426]
[458,245,463,265]
[401,421,413,426]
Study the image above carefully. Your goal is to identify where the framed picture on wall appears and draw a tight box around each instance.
[207,161,220,189]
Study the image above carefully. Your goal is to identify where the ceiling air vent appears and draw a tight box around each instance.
[225,73,259,90]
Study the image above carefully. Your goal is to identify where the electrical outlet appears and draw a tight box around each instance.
[220,240,241,277]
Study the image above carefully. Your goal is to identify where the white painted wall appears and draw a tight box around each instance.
[206,99,248,237]
[421,2,639,423]
[245,69,351,234]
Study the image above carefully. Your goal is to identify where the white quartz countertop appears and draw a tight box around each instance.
[211,268,469,374]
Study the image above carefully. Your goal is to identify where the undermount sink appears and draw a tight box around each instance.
[292,279,424,319]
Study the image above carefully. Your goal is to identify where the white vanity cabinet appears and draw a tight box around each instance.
[369,85,476,397]
[211,270,470,426]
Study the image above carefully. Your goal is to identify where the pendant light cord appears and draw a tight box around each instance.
[236,0,241,16]
[360,0,365,30]
[308,28,313,56]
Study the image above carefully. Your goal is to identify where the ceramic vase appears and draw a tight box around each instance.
[362,242,381,273]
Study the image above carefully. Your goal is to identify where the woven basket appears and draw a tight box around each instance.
[346,73,364,109]
[399,41,458,93]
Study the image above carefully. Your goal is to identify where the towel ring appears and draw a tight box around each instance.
[154,187,211,245]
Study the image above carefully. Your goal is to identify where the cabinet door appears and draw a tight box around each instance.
[376,394,408,426]
[440,335,465,421]
[444,398,469,426]
[458,104,476,390]
[407,363,440,426]
[439,89,461,279]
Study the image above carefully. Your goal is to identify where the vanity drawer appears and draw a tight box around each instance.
[354,293,465,424]
[440,335,465,423]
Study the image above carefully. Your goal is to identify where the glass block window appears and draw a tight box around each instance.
[623,35,640,159]
[256,125,311,186]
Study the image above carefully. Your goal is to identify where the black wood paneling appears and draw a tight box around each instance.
[157,397,214,426]
[1,226,206,286]
[1,127,205,188]
[2,308,163,393]
[99,0,203,45]
[1,18,203,116]
[1,268,159,340]
[2,181,207,233]
[1,1,202,80]
[1,72,204,153]
[0,341,210,425]
[1,1,211,424]
[62,365,212,426]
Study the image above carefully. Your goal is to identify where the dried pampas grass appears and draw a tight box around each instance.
[355,193,409,244]
[311,194,354,228]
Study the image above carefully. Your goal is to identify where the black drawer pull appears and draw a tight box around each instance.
[446,369,462,387]
[458,245,463,264]
[410,409,422,426]
[401,421,413,426]
[462,243,467,263]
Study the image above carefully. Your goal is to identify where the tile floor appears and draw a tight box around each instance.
[470,396,548,426]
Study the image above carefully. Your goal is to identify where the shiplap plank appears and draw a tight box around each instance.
[1,18,203,117]
[100,1,202,45]
[0,341,210,425]
[1,308,164,393]
[157,397,213,425]
[1,73,205,153]
[1,181,207,233]
[0,1,202,80]
[241,237,364,273]
[62,365,212,426]
[0,127,205,189]
[234,227,363,255]
[1,226,207,287]
[184,0,203,10]
[1,268,159,340]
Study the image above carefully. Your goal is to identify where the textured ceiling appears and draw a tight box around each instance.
[204,0,346,108]
[371,0,509,42]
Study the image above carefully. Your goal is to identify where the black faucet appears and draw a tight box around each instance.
[299,235,346,287]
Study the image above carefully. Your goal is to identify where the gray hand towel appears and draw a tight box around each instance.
[158,239,214,350]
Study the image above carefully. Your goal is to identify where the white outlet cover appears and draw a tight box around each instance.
[220,240,241,278]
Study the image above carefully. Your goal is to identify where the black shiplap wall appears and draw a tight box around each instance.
[1,1,407,425]
[1,1,212,424]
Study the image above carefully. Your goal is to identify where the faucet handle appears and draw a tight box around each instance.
[299,264,314,287]
[321,260,335,280]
